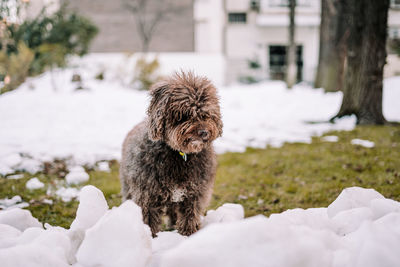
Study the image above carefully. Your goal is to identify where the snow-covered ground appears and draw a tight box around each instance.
[1,53,399,175]
[0,54,400,266]
[1,186,400,267]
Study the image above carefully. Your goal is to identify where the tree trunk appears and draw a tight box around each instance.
[315,0,347,92]
[286,0,297,88]
[332,0,389,125]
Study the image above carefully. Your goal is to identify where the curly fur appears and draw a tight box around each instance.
[120,72,223,236]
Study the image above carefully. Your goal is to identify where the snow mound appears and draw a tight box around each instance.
[327,187,385,218]
[202,203,244,227]
[65,166,90,185]
[0,209,41,231]
[76,201,152,267]
[70,185,109,231]
[322,135,339,142]
[0,186,399,267]
[351,139,375,148]
[97,161,111,172]
[26,177,45,190]
[0,196,29,210]
[6,174,24,180]
[55,187,80,202]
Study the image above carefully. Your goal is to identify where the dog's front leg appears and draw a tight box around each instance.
[176,198,201,236]
[142,205,163,237]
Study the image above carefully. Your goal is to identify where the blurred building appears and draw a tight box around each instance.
[196,0,400,84]
[27,0,400,84]
[64,0,194,52]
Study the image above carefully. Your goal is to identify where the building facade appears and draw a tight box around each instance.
[27,0,400,84]
[64,0,194,52]
[195,0,400,84]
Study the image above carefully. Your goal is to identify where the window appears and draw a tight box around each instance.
[268,0,311,7]
[389,27,399,39]
[387,27,400,55]
[228,13,247,23]
[391,0,400,8]
[269,45,303,81]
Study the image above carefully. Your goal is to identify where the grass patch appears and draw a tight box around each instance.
[212,125,400,216]
[0,125,399,227]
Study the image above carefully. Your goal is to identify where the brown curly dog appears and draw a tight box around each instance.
[120,72,223,236]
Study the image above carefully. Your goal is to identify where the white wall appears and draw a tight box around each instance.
[194,0,224,53]
[226,0,249,11]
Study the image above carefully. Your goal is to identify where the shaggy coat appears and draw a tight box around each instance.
[120,72,223,236]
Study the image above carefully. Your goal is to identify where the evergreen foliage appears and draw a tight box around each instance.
[133,56,162,90]
[0,2,98,93]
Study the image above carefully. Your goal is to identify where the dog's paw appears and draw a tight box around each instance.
[177,220,200,236]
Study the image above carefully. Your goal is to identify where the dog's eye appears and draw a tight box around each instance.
[176,113,189,123]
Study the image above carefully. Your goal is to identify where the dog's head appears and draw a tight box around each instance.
[147,72,223,154]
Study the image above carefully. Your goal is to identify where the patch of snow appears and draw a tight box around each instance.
[322,135,339,142]
[6,174,24,180]
[327,187,384,218]
[150,232,187,267]
[97,161,110,172]
[161,215,339,267]
[26,177,45,190]
[331,207,374,236]
[17,158,42,174]
[55,187,80,202]
[351,139,375,148]
[2,154,22,169]
[0,209,42,231]
[70,185,109,231]
[202,203,244,227]
[42,199,53,205]
[0,164,14,176]
[76,201,152,267]
[0,186,399,266]
[0,196,29,210]
[0,224,21,242]
[65,166,89,185]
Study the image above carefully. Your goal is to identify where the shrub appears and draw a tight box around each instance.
[0,42,34,94]
[9,5,98,74]
[0,3,98,93]
[132,56,162,90]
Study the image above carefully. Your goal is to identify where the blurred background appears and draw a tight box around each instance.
[2,0,400,90]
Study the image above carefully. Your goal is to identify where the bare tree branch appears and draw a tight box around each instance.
[122,0,190,52]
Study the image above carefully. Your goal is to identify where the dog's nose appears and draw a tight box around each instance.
[198,129,209,140]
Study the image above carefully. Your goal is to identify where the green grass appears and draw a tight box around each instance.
[1,126,399,228]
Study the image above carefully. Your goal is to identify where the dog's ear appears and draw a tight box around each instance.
[216,117,223,138]
[147,81,170,141]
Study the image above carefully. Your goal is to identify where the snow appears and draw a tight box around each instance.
[0,208,41,231]
[0,54,398,175]
[322,135,339,142]
[76,201,152,267]
[25,177,45,190]
[327,187,385,218]
[0,186,399,266]
[6,174,24,180]
[351,139,375,148]
[97,161,110,172]
[0,54,399,265]
[0,196,29,210]
[55,187,80,202]
[202,203,244,227]
[65,166,90,185]
[69,185,108,231]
